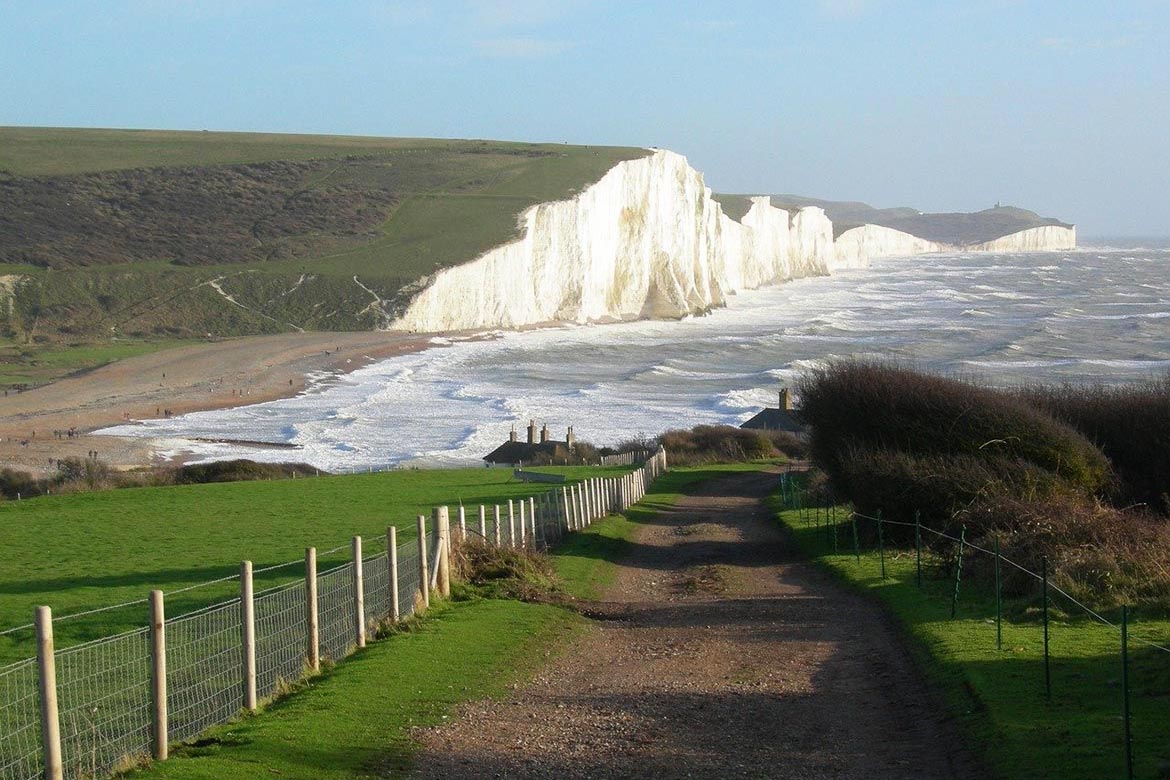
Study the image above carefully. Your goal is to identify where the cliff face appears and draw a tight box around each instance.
[965,225,1077,253]
[833,222,1076,265]
[395,152,842,332]
[393,150,1075,333]
[834,224,951,266]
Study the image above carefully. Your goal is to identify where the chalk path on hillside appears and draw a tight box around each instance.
[407,469,982,779]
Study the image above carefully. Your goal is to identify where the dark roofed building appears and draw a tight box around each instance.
[484,421,577,465]
[741,389,805,434]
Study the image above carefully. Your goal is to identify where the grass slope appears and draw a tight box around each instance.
[0,466,623,665]
[0,127,646,386]
[778,500,1170,780]
[125,599,581,780]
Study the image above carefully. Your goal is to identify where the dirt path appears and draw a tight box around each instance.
[409,469,983,779]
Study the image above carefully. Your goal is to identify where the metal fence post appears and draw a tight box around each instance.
[387,528,399,623]
[352,536,366,648]
[914,510,922,589]
[950,525,966,619]
[305,547,319,671]
[994,535,1002,651]
[241,560,257,712]
[850,512,860,563]
[1122,604,1134,780]
[417,515,430,610]
[1042,554,1051,698]
[149,589,168,761]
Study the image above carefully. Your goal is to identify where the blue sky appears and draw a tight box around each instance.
[2,1,1167,235]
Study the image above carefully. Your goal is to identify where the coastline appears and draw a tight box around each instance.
[0,330,436,475]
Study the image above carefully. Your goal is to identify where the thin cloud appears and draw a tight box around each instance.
[684,19,739,32]
[1040,34,1144,52]
[467,0,578,29]
[817,0,874,20]
[475,36,577,58]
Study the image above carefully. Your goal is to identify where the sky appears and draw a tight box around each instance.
[1,1,1167,236]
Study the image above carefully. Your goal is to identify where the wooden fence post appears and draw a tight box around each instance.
[149,589,168,761]
[493,505,502,546]
[417,515,430,610]
[241,560,257,712]
[507,499,516,547]
[479,505,487,539]
[305,547,319,671]
[387,528,399,623]
[458,505,467,541]
[529,497,537,542]
[434,507,450,598]
[352,536,366,648]
[518,500,527,546]
[561,487,571,532]
[35,606,62,780]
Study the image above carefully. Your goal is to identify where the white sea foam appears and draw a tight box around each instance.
[98,245,1170,470]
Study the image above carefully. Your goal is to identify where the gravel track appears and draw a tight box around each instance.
[409,468,982,779]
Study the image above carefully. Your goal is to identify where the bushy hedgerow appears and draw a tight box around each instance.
[657,425,801,466]
[1017,377,1170,514]
[798,362,1112,523]
[171,459,318,484]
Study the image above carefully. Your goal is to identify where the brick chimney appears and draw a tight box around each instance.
[527,419,537,444]
[540,423,550,443]
[509,425,517,443]
[566,425,575,447]
[779,388,792,410]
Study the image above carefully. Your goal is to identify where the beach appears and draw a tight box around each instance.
[0,331,430,474]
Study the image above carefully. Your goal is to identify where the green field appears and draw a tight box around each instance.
[777,498,1170,780]
[0,465,630,665]
[0,336,197,389]
[0,127,647,380]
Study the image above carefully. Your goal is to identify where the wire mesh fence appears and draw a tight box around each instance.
[0,659,41,780]
[778,467,1170,780]
[167,600,242,746]
[0,450,669,780]
[254,581,307,702]
[55,628,151,780]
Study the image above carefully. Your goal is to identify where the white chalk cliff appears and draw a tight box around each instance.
[833,224,951,267]
[393,150,1075,332]
[965,225,1077,253]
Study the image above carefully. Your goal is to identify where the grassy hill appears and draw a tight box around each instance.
[714,192,1071,242]
[0,463,628,665]
[0,128,646,387]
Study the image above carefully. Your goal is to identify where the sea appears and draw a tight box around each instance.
[100,240,1170,471]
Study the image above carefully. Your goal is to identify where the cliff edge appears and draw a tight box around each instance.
[394,151,1075,332]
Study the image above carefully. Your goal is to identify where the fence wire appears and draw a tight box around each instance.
[55,628,151,780]
[0,660,41,780]
[317,563,356,663]
[254,581,307,702]
[849,509,1170,657]
[166,600,242,745]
